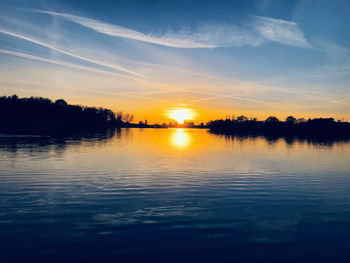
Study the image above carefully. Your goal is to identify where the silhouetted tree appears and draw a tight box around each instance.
[122,112,134,123]
[296,118,306,124]
[0,95,131,134]
[285,116,296,123]
[207,114,350,141]
[237,115,248,122]
[54,99,68,107]
[265,116,279,123]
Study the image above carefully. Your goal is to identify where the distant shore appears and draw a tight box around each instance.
[0,95,130,135]
[1,95,349,140]
[207,116,350,141]
[0,95,208,134]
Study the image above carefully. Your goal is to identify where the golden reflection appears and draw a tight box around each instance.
[171,129,191,148]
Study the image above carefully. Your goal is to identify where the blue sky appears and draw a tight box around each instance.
[1,0,350,122]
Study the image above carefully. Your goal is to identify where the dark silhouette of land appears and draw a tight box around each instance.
[207,115,350,141]
[136,120,205,129]
[1,95,349,141]
[0,95,134,134]
[0,95,201,133]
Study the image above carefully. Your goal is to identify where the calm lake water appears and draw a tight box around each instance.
[1,128,350,262]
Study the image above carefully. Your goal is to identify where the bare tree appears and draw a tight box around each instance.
[122,113,134,123]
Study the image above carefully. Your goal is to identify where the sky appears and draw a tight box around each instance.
[1,0,350,123]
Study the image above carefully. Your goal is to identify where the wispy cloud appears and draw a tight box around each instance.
[0,28,142,77]
[35,10,218,48]
[253,16,311,48]
[0,48,179,104]
[34,10,310,49]
[0,48,130,78]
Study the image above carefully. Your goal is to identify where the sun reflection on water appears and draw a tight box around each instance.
[171,129,191,148]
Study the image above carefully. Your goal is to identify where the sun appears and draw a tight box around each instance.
[167,108,195,124]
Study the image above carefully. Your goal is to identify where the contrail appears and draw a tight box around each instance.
[0,28,143,77]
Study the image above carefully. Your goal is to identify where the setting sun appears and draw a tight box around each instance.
[167,108,195,124]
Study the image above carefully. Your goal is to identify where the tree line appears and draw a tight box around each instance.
[0,95,134,134]
[207,115,350,140]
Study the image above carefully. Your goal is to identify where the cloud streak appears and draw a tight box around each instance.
[0,48,179,104]
[0,48,130,78]
[35,10,310,49]
[253,16,311,48]
[35,10,217,48]
[0,28,142,77]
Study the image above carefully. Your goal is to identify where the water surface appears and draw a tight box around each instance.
[1,128,350,262]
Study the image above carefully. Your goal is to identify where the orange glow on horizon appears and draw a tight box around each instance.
[167,108,195,124]
[65,97,350,124]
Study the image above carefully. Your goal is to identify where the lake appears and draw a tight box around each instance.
[1,128,350,262]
